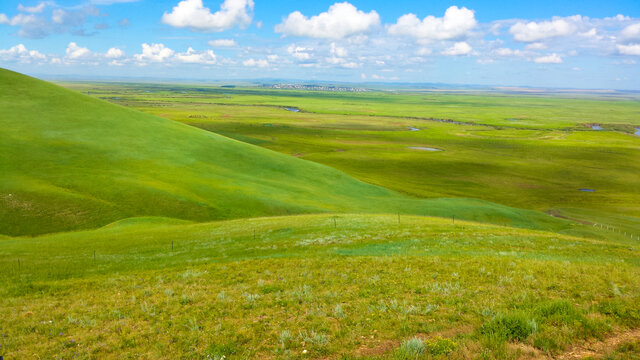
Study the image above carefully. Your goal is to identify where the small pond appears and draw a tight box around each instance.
[409,147,442,151]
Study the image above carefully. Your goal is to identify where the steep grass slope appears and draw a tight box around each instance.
[0,69,568,236]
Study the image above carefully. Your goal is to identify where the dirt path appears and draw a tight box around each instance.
[557,328,640,359]
[516,328,640,359]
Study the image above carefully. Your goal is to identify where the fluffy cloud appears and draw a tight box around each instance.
[91,0,142,4]
[175,47,217,64]
[621,23,640,41]
[388,6,477,41]
[208,38,237,47]
[105,47,125,58]
[287,45,313,60]
[134,43,174,63]
[66,42,92,60]
[0,44,46,63]
[52,7,100,27]
[242,58,269,67]
[330,42,347,57]
[161,0,253,32]
[441,41,472,56]
[275,2,380,39]
[617,44,640,56]
[17,3,47,13]
[0,13,48,38]
[494,48,524,57]
[325,42,350,65]
[533,53,563,63]
[0,4,101,38]
[509,17,577,42]
[525,42,546,50]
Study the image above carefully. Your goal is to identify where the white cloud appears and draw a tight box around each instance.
[0,43,46,63]
[175,47,217,64]
[525,42,546,50]
[242,58,269,67]
[105,47,125,59]
[0,13,37,26]
[267,54,279,62]
[416,47,432,56]
[162,0,254,32]
[330,42,347,57]
[275,2,380,39]
[494,48,524,57]
[90,0,141,4]
[341,61,360,68]
[441,41,472,56]
[534,53,563,63]
[65,42,92,60]
[208,38,237,47]
[52,8,96,27]
[287,45,313,60]
[134,43,174,63]
[1,4,98,38]
[388,6,476,41]
[17,2,47,13]
[617,43,640,56]
[510,17,577,42]
[579,28,600,39]
[621,23,640,41]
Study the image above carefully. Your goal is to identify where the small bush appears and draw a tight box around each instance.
[279,330,293,349]
[394,337,425,359]
[426,337,457,356]
[482,313,537,341]
[205,342,237,358]
[598,300,640,327]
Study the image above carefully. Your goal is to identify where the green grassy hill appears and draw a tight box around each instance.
[0,69,569,236]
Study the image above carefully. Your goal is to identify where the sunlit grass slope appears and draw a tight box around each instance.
[0,69,569,236]
[1,214,639,359]
[64,83,640,224]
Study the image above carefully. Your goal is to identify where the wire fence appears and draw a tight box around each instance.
[592,222,640,241]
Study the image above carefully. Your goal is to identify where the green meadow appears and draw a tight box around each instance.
[65,82,640,225]
[1,69,639,359]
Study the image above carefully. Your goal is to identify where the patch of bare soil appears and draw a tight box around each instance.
[515,328,640,360]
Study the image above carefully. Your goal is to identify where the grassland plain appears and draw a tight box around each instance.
[1,214,640,359]
[2,69,640,359]
[62,82,640,227]
[0,69,578,236]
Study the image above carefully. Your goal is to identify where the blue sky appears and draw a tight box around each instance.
[1,0,639,89]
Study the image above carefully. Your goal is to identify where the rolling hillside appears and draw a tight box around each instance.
[0,69,568,236]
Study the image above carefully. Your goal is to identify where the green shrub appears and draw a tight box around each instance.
[394,337,425,359]
[482,313,537,341]
[205,342,237,358]
[426,337,457,355]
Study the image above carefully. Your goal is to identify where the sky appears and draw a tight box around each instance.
[0,0,639,89]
